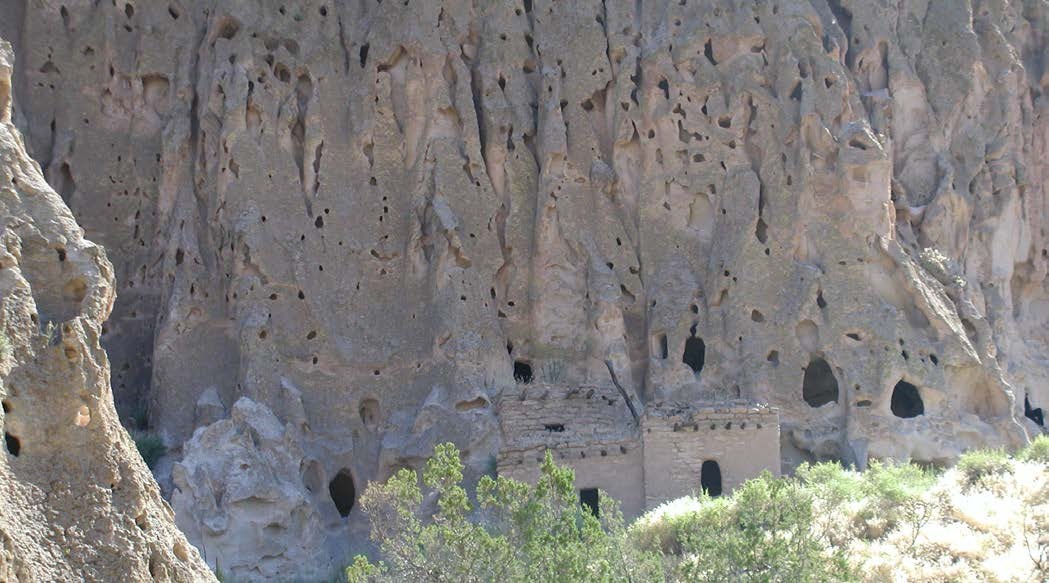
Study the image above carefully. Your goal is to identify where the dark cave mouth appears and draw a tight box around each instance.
[891,380,924,418]
[802,356,838,407]
[329,470,356,517]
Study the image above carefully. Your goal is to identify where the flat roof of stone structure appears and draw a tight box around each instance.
[644,400,778,420]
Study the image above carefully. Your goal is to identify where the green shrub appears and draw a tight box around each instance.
[673,473,854,582]
[796,461,864,505]
[862,460,936,513]
[1019,435,1049,464]
[133,433,166,469]
[956,448,1012,486]
[628,494,728,556]
[862,461,940,545]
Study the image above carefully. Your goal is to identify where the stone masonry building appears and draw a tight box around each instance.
[496,382,780,518]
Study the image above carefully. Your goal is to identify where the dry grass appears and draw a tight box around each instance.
[844,458,1048,582]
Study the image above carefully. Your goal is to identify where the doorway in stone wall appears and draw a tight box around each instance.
[700,460,722,496]
[579,488,599,517]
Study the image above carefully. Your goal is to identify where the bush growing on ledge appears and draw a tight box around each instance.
[132,432,166,469]
[345,443,661,583]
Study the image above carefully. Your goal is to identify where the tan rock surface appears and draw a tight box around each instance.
[2,0,1048,578]
[0,38,214,583]
[172,395,332,581]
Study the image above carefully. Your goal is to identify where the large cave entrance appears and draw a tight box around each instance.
[802,356,838,407]
[891,381,924,418]
[328,469,356,517]
[700,460,722,497]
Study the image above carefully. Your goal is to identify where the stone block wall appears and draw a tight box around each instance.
[641,403,780,508]
[497,440,646,518]
[497,383,637,449]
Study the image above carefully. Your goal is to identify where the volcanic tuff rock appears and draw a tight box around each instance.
[172,395,331,581]
[0,39,213,582]
[2,0,1049,578]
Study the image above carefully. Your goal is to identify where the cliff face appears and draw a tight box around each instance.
[0,39,213,583]
[1,0,1047,579]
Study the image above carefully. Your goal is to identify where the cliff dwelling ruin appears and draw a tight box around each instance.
[3,0,1049,578]
[496,381,780,517]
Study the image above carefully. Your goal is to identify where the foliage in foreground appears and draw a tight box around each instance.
[347,438,1049,582]
[346,443,660,582]
[667,474,853,582]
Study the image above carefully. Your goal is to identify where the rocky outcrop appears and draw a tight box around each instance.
[0,39,213,582]
[3,0,1049,578]
[172,395,332,581]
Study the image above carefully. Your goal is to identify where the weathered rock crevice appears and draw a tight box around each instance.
[0,37,213,582]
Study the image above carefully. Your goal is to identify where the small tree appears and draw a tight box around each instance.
[347,443,662,583]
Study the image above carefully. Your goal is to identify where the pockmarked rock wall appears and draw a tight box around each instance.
[3,0,1049,578]
[0,38,214,583]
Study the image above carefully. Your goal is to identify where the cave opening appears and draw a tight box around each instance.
[653,332,668,359]
[1025,395,1044,427]
[579,488,599,517]
[328,470,356,517]
[700,460,722,496]
[4,432,20,457]
[891,381,924,418]
[683,336,705,375]
[359,398,379,431]
[513,360,533,384]
[802,356,838,407]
